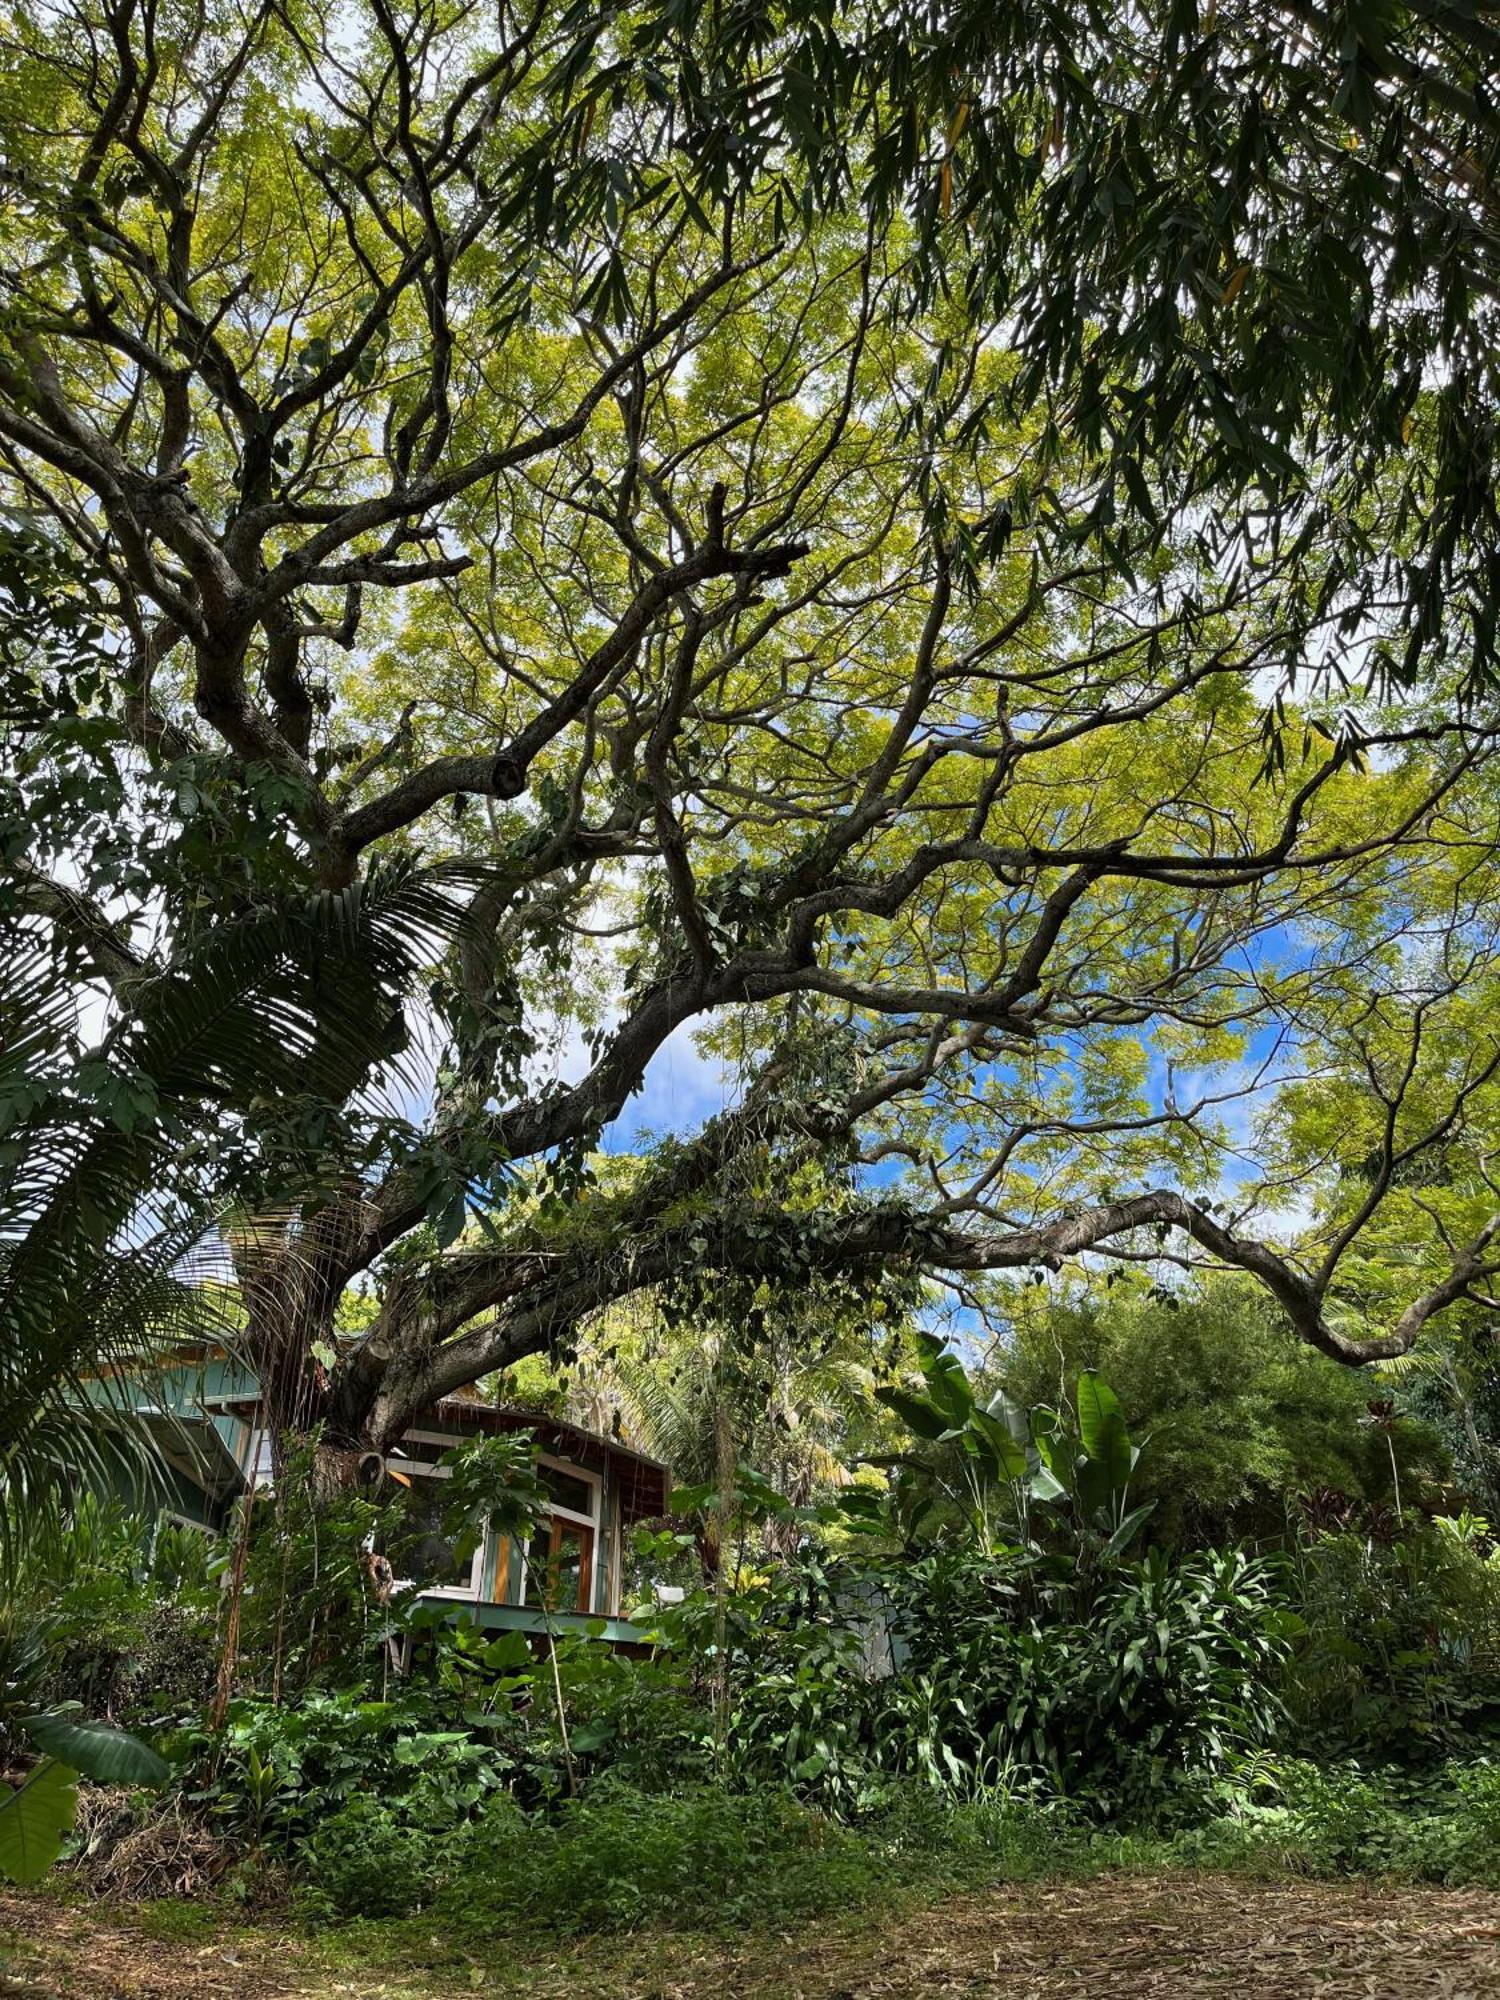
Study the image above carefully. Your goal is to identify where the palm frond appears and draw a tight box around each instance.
[0,861,483,1574]
[1375,1343,1453,1383]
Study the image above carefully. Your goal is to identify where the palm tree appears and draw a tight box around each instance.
[0,863,471,1577]
[562,1292,881,1563]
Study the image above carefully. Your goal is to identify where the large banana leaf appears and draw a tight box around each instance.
[1075,1371,1123,1458]
[984,1389,1031,1446]
[1104,1499,1158,1557]
[967,1406,1029,1481]
[1076,1371,1135,1495]
[22,1712,169,1785]
[873,1384,961,1441]
[910,1332,977,1428]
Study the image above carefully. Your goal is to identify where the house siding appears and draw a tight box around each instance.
[88,1358,666,1645]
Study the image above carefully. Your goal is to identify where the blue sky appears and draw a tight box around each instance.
[599,1021,732,1154]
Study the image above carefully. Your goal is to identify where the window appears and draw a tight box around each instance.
[520,1454,601,1614]
[526,1516,596,1613]
[240,1426,274,1489]
[380,1435,603,1611]
[539,1464,595,1516]
[387,1461,484,1600]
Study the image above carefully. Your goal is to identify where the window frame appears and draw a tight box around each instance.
[385,1452,485,1602]
[525,1514,597,1615]
[519,1453,602,1614]
[386,1433,605,1611]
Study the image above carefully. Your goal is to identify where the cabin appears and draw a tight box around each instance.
[103,1350,670,1646]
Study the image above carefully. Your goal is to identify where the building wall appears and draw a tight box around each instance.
[91,1362,653,1634]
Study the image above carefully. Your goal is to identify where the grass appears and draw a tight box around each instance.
[13,1762,1500,1997]
[12,1865,1500,2000]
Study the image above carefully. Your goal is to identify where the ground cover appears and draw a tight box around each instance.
[6,1873,1500,1999]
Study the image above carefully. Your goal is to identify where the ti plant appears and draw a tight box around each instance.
[873,1334,1155,1561]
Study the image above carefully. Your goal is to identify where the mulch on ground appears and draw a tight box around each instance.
[4,1873,1500,1999]
[726,1875,1500,1998]
[0,1895,309,2000]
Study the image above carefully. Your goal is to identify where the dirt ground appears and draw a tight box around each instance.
[4,1873,1500,1999]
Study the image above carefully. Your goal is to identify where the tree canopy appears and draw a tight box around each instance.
[607,0,1500,692]
[4,0,1500,1469]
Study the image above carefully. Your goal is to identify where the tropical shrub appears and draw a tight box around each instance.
[622,1532,1290,1821]
[721,1608,877,1809]
[2,1496,219,1730]
[874,1341,1156,1559]
[872,1545,1290,1818]
[295,1781,886,1929]
[1283,1520,1500,1759]
[531,1636,714,1794]
[447,1783,881,1935]
[298,1794,458,1918]
[180,1688,525,1848]
[1171,1755,1500,1887]
[993,1281,1451,1544]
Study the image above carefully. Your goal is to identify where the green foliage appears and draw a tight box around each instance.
[0,1760,77,1886]
[234,1437,393,1699]
[186,1688,536,1849]
[432,1431,544,1565]
[1381,1317,1500,1516]
[992,1281,1451,1543]
[21,1715,169,1787]
[0,1652,171,1884]
[1283,1521,1500,1760]
[875,1343,1153,1558]
[626,1528,1289,1824]
[459,1784,881,1935]
[297,1794,457,1919]
[0,1495,179,1884]
[625,0,1500,698]
[1,1495,219,1731]
[304,1783,884,1931]
[870,1545,1290,1820]
[1169,1757,1500,1888]
[0,1709,167,1885]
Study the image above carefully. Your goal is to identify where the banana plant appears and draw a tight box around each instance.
[1028,1372,1157,1558]
[873,1337,1154,1558]
[872,1333,1028,1548]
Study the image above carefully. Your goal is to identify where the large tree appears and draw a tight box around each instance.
[4,0,1500,1477]
[612,0,1500,696]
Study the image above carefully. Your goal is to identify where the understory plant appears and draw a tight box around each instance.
[1283,1514,1500,1758]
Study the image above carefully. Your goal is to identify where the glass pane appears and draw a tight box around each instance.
[526,1518,592,1611]
[526,1524,553,1603]
[539,1464,594,1516]
[392,1478,473,1590]
[552,1522,586,1613]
